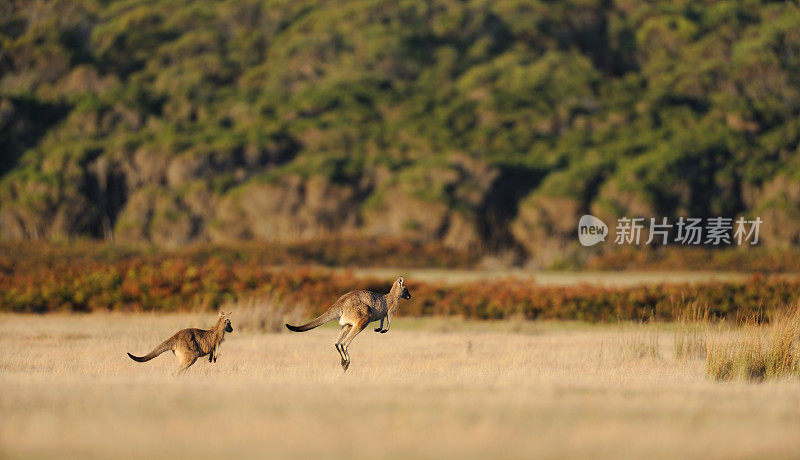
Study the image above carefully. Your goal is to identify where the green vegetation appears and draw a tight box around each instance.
[1,1,799,260]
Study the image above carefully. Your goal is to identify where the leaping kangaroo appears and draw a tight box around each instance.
[127,311,233,375]
[286,276,412,371]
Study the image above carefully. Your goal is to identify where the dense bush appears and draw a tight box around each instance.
[2,243,798,320]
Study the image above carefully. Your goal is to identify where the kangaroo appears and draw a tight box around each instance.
[286,276,412,371]
[127,311,234,375]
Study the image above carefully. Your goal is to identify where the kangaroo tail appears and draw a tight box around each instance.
[286,308,339,332]
[127,337,174,362]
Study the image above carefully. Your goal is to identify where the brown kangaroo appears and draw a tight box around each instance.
[127,311,233,375]
[286,277,412,371]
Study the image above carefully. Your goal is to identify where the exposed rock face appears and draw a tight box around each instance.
[0,192,90,240]
[214,175,361,242]
[512,194,582,264]
[362,154,499,252]
[3,142,798,261]
[363,195,451,241]
[0,150,515,253]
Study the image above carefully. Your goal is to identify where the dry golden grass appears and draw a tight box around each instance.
[706,310,800,381]
[620,320,661,359]
[1,314,799,459]
[673,303,710,360]
[225,296,307,334]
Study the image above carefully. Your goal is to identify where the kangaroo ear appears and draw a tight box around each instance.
[219,310,225,317]
[397,276,404,285]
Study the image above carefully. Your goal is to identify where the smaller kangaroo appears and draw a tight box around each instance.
[286,276,412,371]
[127,311,233,375]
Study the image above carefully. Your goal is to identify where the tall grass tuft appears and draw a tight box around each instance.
[673,303,709,360]
[706,309,800,381]
[622,321,660,359]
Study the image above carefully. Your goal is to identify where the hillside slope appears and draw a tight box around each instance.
[1,0,799,259]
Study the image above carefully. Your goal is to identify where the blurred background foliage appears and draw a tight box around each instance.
[1,0,799,266]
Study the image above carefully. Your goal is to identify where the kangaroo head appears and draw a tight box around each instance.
[395,276,412,300]
[219,310,233,333]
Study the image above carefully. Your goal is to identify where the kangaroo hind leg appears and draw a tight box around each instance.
[175,349,197,376]
[340,320,367,372]
[335,324,351,369]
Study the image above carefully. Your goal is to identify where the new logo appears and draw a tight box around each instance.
[578,215,608,246]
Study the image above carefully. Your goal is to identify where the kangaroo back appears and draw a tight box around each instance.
[128,336,175,362]
[286,307,339,332]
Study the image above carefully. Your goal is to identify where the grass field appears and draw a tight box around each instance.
[1,313,799,459]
